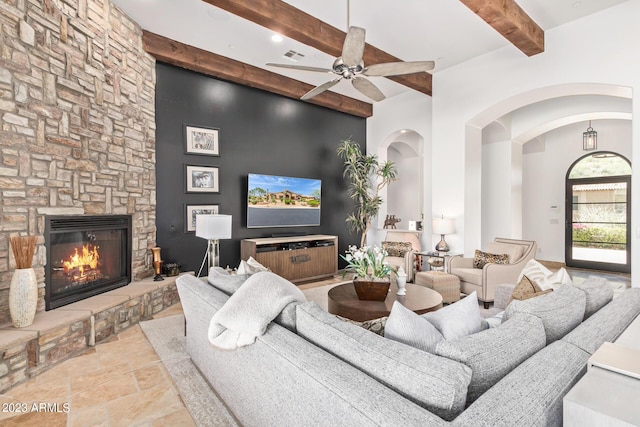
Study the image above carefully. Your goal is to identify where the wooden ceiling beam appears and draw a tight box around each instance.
[202,0,433,96]
[459,0,544,56]
[142,31,372,118]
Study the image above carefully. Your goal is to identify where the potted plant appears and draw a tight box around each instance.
[341,245,394,301]
[337,138,397,247]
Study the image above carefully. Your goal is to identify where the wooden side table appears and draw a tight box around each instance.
[327,282,442,322]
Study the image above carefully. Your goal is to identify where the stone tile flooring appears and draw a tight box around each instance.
[0,303,195,427]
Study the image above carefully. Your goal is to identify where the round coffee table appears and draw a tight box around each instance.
[327,282,443,321]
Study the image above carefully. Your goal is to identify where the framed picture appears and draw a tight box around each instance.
[185,125,219,156]
[185,204,219,232]
[186,165,219,193]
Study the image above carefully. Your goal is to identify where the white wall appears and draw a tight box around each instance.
[523,120,632,262]
[366,91,432,249]
[431,0,640,283]
[387,143,422,227]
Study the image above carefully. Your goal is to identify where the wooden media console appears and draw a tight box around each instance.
[240,235,338,283]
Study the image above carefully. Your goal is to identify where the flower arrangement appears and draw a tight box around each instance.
[341,245,394,281]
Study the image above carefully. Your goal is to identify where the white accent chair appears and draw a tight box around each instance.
[449,238,537,309]
[382,232,421,283]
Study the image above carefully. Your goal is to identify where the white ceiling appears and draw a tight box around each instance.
[110,0,630,103]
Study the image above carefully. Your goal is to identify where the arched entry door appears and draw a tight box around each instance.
[565,152,631,273]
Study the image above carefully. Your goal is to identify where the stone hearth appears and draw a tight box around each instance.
[0,272,183,392]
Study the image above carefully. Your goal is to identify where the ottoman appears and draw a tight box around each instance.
[415,271,461,304]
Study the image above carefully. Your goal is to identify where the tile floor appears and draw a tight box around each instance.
[0,303,195,427]
[0,268,631,426]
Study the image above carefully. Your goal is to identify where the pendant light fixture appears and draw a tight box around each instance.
[583,120,597,151]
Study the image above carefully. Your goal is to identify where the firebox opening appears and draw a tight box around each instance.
[45,215,132,310]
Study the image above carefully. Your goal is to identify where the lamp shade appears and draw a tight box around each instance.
[196,214,232,240]
[432,217,455,235]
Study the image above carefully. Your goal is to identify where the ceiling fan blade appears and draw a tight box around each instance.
[266,63,333,73]
[364,61,435,77]
[352,77,385,102]
[342,26,366,66]
[301,78,342,100]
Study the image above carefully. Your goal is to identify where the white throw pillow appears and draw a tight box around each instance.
[517,259,572,291]
[422,291,483,340]
[384,301,444,352]
[237,256,269,275]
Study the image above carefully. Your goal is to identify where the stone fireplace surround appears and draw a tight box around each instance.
[0,0,157,324]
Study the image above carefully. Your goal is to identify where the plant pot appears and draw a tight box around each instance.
[353,278,390,301]
[9,267,38,328]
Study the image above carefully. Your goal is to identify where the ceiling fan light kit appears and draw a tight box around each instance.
[266,26,434,102]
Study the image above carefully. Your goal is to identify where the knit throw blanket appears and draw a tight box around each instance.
[208,271,306,350]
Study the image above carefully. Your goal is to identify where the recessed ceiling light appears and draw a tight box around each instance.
[271,34,283,43]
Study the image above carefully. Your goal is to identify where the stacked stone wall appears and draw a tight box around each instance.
[0,0,156,323]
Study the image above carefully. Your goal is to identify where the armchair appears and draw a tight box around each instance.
[449,238,536,308]
[382,232,421,282]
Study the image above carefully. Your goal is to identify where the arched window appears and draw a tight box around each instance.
[565,152,631,273]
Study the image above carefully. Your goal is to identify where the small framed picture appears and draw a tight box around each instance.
[185,204,219,232]
[186,165,219,193]
[185,125,219,156]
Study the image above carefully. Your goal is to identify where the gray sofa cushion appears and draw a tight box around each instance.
[452,340,590,427]
[385,301,444,352]
[435,312,546,404]
[503,284,586,344]
[562,288,640,354]
[207,267,251,295]
[296,302,472,421]
[572,276,614,319]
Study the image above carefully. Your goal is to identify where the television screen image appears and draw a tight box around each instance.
[247,174,321,228]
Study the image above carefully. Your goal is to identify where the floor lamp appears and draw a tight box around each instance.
[196,214,232,277]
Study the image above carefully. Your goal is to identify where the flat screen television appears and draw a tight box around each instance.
[247,173,321,228]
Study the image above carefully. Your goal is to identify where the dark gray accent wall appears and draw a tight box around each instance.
[155,63,364,273]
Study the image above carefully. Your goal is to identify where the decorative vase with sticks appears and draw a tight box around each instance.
[9,236,38,328]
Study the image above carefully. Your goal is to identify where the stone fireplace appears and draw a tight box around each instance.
[44,215,132,310]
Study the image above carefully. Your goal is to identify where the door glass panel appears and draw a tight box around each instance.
[571,182,627,264]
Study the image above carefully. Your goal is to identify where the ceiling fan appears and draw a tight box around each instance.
[266,26,435,102]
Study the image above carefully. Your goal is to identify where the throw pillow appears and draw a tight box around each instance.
[422,291,483,340]
[338,315,388,336]
[208,267,251,295]
[237,256,269,275]
[517,259,572,291]
[472,250,510,269]
[486,242,525,263]
[384,302,444,352]
[507,275,553,305]
[382,241,414,257]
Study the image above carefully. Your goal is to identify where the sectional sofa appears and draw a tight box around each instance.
[176,272,640,426]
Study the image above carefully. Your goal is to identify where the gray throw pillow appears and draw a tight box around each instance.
[572,277,613,319]
[385,301,444,352]
[503,284,586,344]
[422,291,483,340]
[207,267,250,295]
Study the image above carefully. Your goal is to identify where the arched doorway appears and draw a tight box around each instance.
[565,151,631,272]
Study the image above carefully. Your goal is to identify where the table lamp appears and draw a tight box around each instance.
[196,214,232,277]
[432,215,455,252]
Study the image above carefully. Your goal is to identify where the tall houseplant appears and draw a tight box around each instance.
[337,138,397,246]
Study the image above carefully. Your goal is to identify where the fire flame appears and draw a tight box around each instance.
[63,245,100,274]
